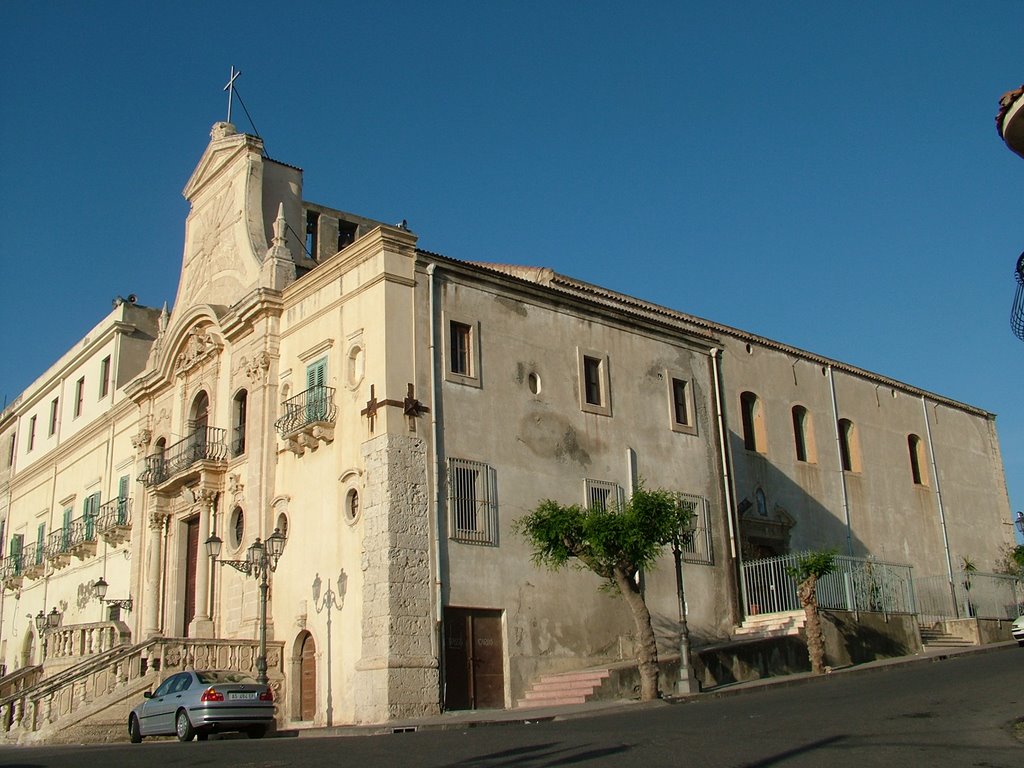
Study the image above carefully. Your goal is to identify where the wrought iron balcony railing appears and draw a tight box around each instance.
[1,553,24,581]
[139,427,228,487]
[21,543,44,578]
[96,496,132,534]
[274,385,336,438]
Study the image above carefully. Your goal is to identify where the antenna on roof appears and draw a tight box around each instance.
[222,66,267,156]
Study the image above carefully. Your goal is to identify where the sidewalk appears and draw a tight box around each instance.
[290,640,1020,739]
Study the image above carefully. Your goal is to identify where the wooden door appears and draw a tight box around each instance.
[300,632,317,720]
[444,608,504,710]
[183,517,199,636]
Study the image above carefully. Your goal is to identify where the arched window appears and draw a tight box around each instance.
[791,405,816,463]
[740,391,766,453]
[837,418,861,472]
[908,434,927,486]
[190,391,210,432]
[232,390,248,457]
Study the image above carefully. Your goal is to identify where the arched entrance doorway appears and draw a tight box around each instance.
[299,632,316,721]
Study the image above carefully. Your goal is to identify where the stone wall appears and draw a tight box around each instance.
[355,433,439,721]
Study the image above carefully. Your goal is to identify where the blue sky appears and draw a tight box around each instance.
[1,2,1021,539]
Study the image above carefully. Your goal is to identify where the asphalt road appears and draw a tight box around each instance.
[2,647,1021,768]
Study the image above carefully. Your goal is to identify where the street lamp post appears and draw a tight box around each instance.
[312,570,346,727]
[205,528,286,685]
[34,607,62,660]
[671,494,700,696]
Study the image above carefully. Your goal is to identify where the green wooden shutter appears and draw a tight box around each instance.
[36,523,45,564]
[118,475,129,524]
[10,534,23,574]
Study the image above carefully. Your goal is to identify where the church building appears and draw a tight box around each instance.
[0,120,1014,739]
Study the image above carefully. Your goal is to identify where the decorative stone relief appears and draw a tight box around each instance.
[175,327,222,378]
[245,351,271,384]
[228,474,244,505]
[131,429,152,453]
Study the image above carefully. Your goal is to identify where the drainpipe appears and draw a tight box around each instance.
[426,263,447,708]
[827,366,854,557]
[710,348,744,619]
[921,396,956,617]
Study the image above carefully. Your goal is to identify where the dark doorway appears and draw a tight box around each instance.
[299,632,317,720]
[444,607,504,710]
[183,516,200,636]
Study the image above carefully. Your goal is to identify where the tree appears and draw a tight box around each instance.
[513,485,694,701]
[786,550,837,675]
[996,543,1024,577]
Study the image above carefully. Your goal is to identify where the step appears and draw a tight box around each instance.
[516,694,589,708]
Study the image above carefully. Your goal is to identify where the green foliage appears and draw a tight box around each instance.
[1012,545,1024,571]
[512,485,695,587]
[786,549,838,583]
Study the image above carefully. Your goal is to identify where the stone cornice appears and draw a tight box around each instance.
[220,288,285,342]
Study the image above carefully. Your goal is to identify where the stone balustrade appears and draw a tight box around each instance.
[0,635,285,742]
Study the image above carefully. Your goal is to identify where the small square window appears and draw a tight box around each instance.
[577,349,611,416]
[444,316,482,388]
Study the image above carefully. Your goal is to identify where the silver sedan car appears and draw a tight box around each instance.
[129,670,276,742]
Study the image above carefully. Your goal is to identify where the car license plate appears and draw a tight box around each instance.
[229,692,257,701]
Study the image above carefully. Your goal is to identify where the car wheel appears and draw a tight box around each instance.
[175,709,195,742]
[247,725,266,739]
[128,715,143,744]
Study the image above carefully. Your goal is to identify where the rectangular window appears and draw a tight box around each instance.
[450,321,472,376]
[10,534,23,573]
[577,349,611,416]
[74,377,85,417]
[583,357,602,405]
[48,398,59,436]
[667,372,697,435]
[444,317,481,387]
[584,478,624,512]
[447,457,498,545]
[6,433,14,467]
[305,357,328,421]
[36,523,45,565]
[99,356,111,398]
[677,494,714,566]
[118,475,130,524]
[27,416,37,452]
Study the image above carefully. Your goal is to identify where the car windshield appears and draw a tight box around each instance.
[196,671,258,684]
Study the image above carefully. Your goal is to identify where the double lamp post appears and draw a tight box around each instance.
[204,528,286,685]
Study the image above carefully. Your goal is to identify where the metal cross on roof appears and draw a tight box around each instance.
[224,66,241,124]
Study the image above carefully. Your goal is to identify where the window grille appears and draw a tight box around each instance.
[584,479,624,512]
[678,493,714,566]
[447,457,498,545]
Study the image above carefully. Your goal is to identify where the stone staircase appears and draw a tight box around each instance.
[0,633,286,744]
[516,668,611,708]
[732,610,806,641]
[919,626,975,649]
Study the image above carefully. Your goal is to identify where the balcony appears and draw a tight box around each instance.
[139,427,228,491]
[274,385,336,455]
[1,554,24,591]
[95,496,132,547]
[22,543,45,580]
[45,530,72,570]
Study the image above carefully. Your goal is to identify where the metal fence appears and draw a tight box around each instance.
[913,571,1024,624]
[742,553,916,617]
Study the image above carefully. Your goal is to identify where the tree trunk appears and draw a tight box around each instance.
[613,566,660,700]
[797,574,826,674]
